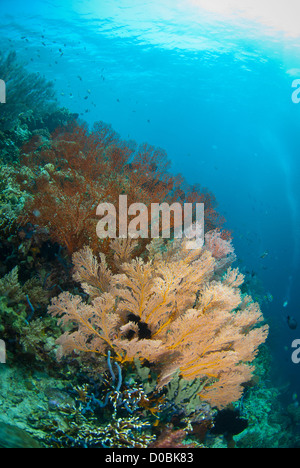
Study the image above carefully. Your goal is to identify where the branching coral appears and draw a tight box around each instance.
[49,235,268,409]
[43,353,158,448]
[0,266,58,361]
[0,266,50,311]
[0,164,29,234]
[47,411,155,448]
[0,51,56,131]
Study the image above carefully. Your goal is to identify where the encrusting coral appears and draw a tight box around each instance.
[49,232,268,409]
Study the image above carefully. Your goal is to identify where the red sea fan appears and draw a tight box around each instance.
[149,425,197,448]
[17,120,225,255]
[205,229,234,259]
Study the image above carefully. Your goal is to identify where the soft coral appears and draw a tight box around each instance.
[17,120,225,256]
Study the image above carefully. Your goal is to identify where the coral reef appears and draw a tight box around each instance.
[17,121,224,256]
[0,51,78,164]
[0,164,29,235]
[231,345,300,448]
[1,50,293,449]
[0,51,56,132]
[49,235,268,410]
[149,425,198,448]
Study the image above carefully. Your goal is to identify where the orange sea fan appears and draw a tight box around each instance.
[49,237,268,409]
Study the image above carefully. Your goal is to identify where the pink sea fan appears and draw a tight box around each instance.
[205,229,234,259]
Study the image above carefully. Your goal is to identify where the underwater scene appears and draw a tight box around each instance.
[0,0,300,451]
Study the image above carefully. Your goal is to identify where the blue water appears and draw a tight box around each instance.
[1,0,300,432]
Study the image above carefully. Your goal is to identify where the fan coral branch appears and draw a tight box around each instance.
[49,239,268,409]
[18,121,225,255]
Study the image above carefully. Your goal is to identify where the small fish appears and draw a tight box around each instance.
[287,315,298,330]
[260,251,269,259]
[264,292,273,303]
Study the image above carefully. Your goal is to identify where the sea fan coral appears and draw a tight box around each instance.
[17,121,225,255]
[49,237,268,409]
[205,229,234,259]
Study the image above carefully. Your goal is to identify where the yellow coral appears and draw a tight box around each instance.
[49,238,268,409]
